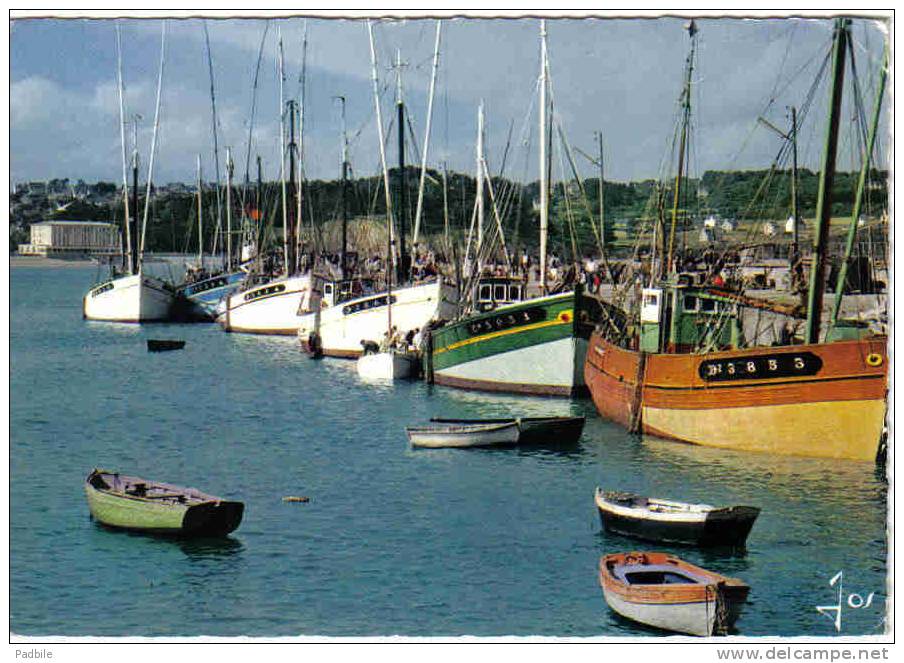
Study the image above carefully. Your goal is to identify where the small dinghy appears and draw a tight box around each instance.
[84,469,243,537]
[599,552,750,636]
[595,489,760,547]
[406,421,520,448]
[430,416,585,445]
[147,339,185,352]
[357,351,417,380]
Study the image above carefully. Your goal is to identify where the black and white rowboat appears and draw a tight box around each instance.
[595,488,760,547]
[429,416,585,445]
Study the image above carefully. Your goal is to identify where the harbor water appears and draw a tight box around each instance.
[10,264,889,637]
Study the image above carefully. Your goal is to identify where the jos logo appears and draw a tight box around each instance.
[815,571,877,632]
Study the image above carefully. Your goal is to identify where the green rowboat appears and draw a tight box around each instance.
[85,469,244,537]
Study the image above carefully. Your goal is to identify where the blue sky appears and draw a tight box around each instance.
[9,13,889,186]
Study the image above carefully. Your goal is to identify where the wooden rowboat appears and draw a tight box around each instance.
[599,552,750,636]
[595,488,760,547]
[147,339,186,352]
[430,416,585,446]
[84,469,243,537]
[406,421,520,448]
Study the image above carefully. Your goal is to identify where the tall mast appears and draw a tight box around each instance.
[829,42,887,331]
[196,154,204,268]
[277,31,289,276]
[789,106,800,285]
[203,21,223,260]
[538,19,549,294]
[256,156,263,274]
[366,20,395,283]
[225,147,234,270]
[130,118,140,276]
[297,21,308,268]
[476,101,485,274]
[396,48,408,283]
[666,19,697,277]
[139,21,167,264]
[336,95,349,279]
[114,23,133,275]
[287,99,298,275]
[804,18,849,344]
[412,20,442,251]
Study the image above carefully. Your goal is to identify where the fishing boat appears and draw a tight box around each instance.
[357,349,418,380]
[83,24,176,323]
[598,552,750,636]
[406,421,520,448]
[584,19,888,461]
[430,415,585,445]
[594,489,760,547]
[174,269,246,322]
[220,38,314,336]
[84,469,244,537]
[147,339,186,352]
[426,24,605,397]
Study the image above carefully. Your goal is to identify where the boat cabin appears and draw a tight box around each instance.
[472,276,527,313]
[316,277,377,309]
[640,278,743,354]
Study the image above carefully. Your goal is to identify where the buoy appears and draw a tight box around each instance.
[282,496,310,503]
[866,353,883,367]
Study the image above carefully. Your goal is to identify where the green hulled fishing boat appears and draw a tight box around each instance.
[85,469,244,537]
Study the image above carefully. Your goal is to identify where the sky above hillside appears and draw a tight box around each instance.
[9,11,890,186]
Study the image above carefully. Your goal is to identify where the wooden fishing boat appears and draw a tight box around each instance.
[584,21,888,462]
[599,552,750,636]
[406,421,520,448]
[594,489,760,547]
[357,350,418,380]
[147,339,185,352]
[84,469,243,537]
[430,415,585,445]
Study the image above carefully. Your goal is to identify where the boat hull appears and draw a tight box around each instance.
[83,273,175,323]
[356,352,417,380]
[220,273,312,335]
[297,279,457,357]
[173,270,245,322]
[430,416,585,446]
[584,333,888,461]
[599,552,749,636]
[406,422,520,448]
[430,291,590,396]
[84,483,243,537]
[595,494,760,547]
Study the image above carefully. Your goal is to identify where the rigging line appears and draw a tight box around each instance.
[240,21,271,218]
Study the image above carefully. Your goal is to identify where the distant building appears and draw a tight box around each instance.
[762,221,777,237]
[703,214,718,228]
[721,219,737,233]
[17,219,121,257]
[784,216,805,234]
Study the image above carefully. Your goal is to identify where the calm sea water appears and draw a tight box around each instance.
[10,265,889,637]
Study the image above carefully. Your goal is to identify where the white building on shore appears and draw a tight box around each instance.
[17,219,121,257]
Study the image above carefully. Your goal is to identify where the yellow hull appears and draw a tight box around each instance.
[643,398,885,461]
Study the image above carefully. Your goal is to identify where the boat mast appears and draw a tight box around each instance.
[277,31,289,276]
[804,18,849,344]
[829,42,887,331]
[396,49,408,283]
[297,21,308,269]
[412,20,442,253]
[476,101,485,275]
[366,20,395,287]
[203,21,223,261]
[139,21,167,265]
[789,106,800,287]
[225,147,234,270]
[196,154,204,269]
[287,99,298,275]
[130,118,140,276]
[256,156,264,275]
[114,23,133,275]
[666,19,697,278]
[336,95,349,279]
[538,19,549,294]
